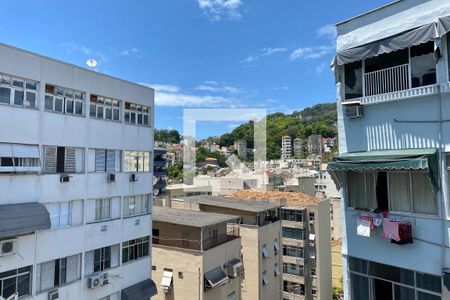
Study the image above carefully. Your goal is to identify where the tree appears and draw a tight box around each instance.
[155,129,181,144]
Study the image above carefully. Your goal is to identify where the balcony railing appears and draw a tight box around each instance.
[152,227,240,251]
[364,63,409,97]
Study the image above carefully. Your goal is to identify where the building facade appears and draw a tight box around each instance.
[293,138,305,158]
[170,195,283,300]
[234,140,247,158]
[151,207,242,300]
[330,1,450,299]
[307,135,323,156]
[0,43,156,300]
[282,136,292,159]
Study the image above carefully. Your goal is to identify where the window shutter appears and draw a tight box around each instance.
[111,244,120,267]
[64,147,76,173]
[95,149,106,172]
[11,144,40,158]
[66,254,80,283]
[85,251,94,275]
[39,261,55,291]
[44,146,57,173]
[106,150,115,173]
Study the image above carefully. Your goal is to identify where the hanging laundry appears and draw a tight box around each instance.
[382,219,400,241]
[357,218,371,237]
[373,218,383,227]
[391,222,413,245]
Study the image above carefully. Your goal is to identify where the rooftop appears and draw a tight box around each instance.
[180,195,283,213]
[228,190,320,209]
[153,206,238,228]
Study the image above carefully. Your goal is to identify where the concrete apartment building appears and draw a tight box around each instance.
[229,191,332,300]
[151,207,242,300]
[307,135,322,156]
[329,0,450,298]
[0,43,156,300]
[193,175,258,196]
[234,140,247,158]
[293,138,305,158]
[281,136,292,159]
[170,195,283,300]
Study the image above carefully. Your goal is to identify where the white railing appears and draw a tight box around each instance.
[364,63,410,96]
[361,85,438,105]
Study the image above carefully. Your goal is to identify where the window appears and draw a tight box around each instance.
[344,61,363,100]
[311,268,316,277]
[124,102,151,126]
[95,198,111,221]
[282,227,304,240]
[347,171,436,215]
[283,281,305,295]
[37,254,80,292]
[309,212,315,221]
[283,245,304,258]
[45,84,84,115]
[123,194,150,217]
[0,266,32,298]
[312,287,317,295]
[43,146,84,174]
[0,73,38,108]
[274,239,280,255]
[90,95,121,121]
[262,244,269,258]
[410,41,436,88]
[349,257,442,299]
[274,263,280,277]
[122,236,150,263]
[47,202,71,228]
[262,271,269,285]
[283,263,303,276]
[85,245,120,275]
[282,209,304,222]
[94,149,121,172]
[124,151,150,172]
[0,143,40,173]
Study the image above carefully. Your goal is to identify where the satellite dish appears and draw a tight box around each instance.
[86,59,97,68]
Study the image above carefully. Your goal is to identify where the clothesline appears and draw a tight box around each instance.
[351,212,416,225]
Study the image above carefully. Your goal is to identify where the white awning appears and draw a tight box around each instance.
[262,245,269,258]
[274,240,280,252]
[161,270,173,291]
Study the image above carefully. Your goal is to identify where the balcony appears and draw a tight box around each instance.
[152,227,239,251]
[342,41,438,106]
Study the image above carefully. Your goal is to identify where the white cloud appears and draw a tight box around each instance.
[317,24,337,42]
[197,0,242,21]
[195,81,240,94]
[119,47,141,57]
[315,62,327,74]
[240,47,287,64]
[289,45,334,61]
[141,83,240,107]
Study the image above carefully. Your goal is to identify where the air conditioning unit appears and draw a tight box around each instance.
[88,273,109,289]
[107,173,116,183]
[48,290,59,300]
[60,174,70,183]
[344,105,363,118]
[226,259,244,278]
[0,239,16,256]
[130,173,138,182]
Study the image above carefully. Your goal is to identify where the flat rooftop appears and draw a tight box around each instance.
[180,195,283,213]
[153,206,239,228]
[229,190,320,209]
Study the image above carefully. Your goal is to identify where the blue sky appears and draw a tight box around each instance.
[0,0,391,139]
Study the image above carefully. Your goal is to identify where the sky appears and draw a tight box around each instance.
[0,0,391,139]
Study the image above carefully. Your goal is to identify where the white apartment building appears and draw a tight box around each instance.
[0,43,156,300]
[330,1,450,299]
[282,136,292,159]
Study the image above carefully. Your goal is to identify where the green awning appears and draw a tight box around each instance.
[327,148,439,192]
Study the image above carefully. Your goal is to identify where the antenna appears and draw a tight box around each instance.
[86,59,98,68]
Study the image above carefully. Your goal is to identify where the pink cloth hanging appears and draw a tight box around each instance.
[382,219,400,241]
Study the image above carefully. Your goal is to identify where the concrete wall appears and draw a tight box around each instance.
[0,43,154,299]
[315,200,332,300]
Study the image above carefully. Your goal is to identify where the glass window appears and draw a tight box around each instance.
[417,292,441,300]
[369,261,414,286]
[365,49,408,73]
[282,227,304,240]
[0,267,32,298]
[55,97,63,112]
[349,257,367,274]
[45,95,53,110]
[350,273,369,300]
[416,272,442,293]
[411,41,436,88]
[25,91,36,107]
[14,90,24,106]
[122,236,149,263]
[389,172,412,212]
[0,87,10,104]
